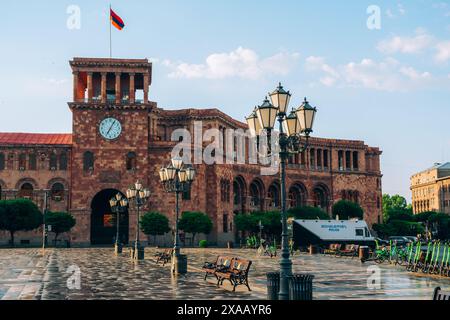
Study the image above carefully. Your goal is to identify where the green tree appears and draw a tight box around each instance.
[332,200,364,220]
[235,213,258,234]
[140,211,170,245]
[382,194,409,222]
[287,206,329,220]
[178,211,213,245]
[45,211,76,245]
[0,199,42,246]
[386,208,414,223]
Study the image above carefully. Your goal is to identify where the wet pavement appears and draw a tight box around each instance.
[0,247,449,300]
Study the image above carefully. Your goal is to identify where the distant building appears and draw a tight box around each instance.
[410,162,450,214]
[0,57,383,246]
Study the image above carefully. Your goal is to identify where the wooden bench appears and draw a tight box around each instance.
[433,287,450,300]
[323,243,341,255]
[338,244,360,258]
[202,256,234,281]
[155,248,173,266]
[215,258,252,292]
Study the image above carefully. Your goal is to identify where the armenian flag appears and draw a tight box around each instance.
[110,8,125,30]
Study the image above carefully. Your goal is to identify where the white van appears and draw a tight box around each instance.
[292,219,375,248]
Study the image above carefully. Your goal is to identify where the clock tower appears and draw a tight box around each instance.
[68,58,155,245]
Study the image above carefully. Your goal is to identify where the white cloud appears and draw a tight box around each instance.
[435,41,450,63]
[386,9,395,19]
[305,56,340,87]
[163,47,300,80]
[377,29,434,54]
[305,56,433,92]
[386,3,406,19]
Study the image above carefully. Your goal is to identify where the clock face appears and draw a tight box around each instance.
[99,117,122,140]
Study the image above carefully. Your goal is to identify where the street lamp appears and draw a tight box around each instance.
[246,83,317,300]
[109,193,128,255]
[159,156,196,274]
[126,181,150,261]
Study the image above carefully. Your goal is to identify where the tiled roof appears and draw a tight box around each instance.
[0,133,72,146]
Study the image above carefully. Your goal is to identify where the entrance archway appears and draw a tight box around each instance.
[91,189,129,245]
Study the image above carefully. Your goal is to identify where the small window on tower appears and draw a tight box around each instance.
[83,151,94,171]
[126,152,137,171]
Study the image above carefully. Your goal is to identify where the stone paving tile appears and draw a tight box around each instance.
[0,249,50,300]
[1,247,450,300]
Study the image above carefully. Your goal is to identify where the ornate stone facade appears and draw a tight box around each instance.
[0,58,383,246]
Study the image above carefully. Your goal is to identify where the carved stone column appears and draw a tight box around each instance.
[101,72,107,103]
[129,73,135,103]
[115,72,121,104]
[87,72,93,102]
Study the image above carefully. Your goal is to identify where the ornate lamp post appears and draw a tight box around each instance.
[246,83,317,300]
[109,193,128,255]
[159,157,196,274]
[126,181,150,261]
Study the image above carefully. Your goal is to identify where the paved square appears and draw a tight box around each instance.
[1,247,449,300]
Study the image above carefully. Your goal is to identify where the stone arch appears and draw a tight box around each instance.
[267,180,280,210]
[47,177,69,190]
[312,183,330,213]
[15,177,39,190]
[233,175,246,213]
[47,178,69,201]
[288,182,308,208]
[249,178,265,211]
[90,189,129,245]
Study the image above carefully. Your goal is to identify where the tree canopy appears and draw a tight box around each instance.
[287,206,329,220]
[332,200,364,220]
[140,211,170,244]
[45,211,76,244]
[0,199,43,246]
[178,211,213,244]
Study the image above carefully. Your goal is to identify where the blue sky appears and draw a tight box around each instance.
[1,0,450,200]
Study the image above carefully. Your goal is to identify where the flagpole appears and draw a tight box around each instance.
[109,4,112,58]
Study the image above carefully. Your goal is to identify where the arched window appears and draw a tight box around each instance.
[51,183,65,201]
[18,183,33,199]
[126,152,136,171]
[49,153,57,170]
[268,183,280,209]
[59,152,68,171]
[249,180,263,209]
[29,153,37,170]
[19,153,26,170]
[313,185,329,212]
[0,153,4,170]
[83,151,94,171]
[288,184,306,208]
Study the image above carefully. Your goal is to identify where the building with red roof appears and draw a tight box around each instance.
[0,58,382,246]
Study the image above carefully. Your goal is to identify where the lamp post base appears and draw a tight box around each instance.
[114,243,123,255]
[130,245,144,261]
[171,254,187,274]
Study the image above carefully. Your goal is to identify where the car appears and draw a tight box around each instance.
[403,236,418,243]
[375,237,389,246]
[388,236,410,246]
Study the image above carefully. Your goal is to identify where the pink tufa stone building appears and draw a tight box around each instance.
[0,58,383,246]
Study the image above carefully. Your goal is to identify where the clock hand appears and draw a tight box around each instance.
[106,120,116,135]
